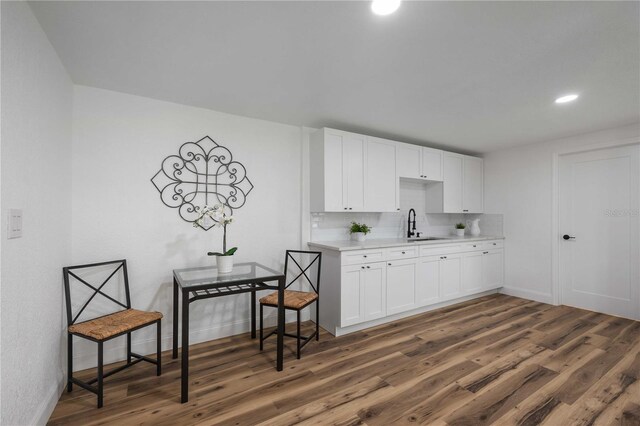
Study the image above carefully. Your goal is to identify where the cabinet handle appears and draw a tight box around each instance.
[463,209,469,212]
[472,245,476,247]
[442,256,447,259]
[366,266,370,269]
[397,208,400,211]
[483,251,489,254]
[349,207,353,210]
[344,207,347,210]
[388,263,392,266]
[361,266,365,269]
[401,251,406,254]
[363,255,367,258]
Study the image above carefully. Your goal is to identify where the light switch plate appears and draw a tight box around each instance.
[8,209,23,239]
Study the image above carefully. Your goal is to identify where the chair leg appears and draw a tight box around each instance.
[251,289,256,339]
[156,320,162,376]
[259,303,264,351]
[127,332,132,364]
[67,333,73,392]
[97,341,104,408]
[297,310,301,360]
[316,300,320,341]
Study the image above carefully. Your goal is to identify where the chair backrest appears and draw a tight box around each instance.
[283,250,322,295]
[63,259,131,326]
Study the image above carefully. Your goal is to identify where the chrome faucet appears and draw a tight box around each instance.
[407,208,417,238]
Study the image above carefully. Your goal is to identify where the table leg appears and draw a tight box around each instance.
[172,277,179,359]
[181,290,190,403]
[251,284,256,339]
[277,277,285,371]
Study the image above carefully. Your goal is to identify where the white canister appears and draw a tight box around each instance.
[470,219,481,236]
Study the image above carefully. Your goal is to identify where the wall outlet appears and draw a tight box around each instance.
[8,209,23,239]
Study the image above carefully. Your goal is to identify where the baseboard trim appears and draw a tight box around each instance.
[32,375,65,426]
[333,289,499,337]
[499,286,554,305]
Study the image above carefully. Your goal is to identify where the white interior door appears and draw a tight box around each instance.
[559,144,640,319]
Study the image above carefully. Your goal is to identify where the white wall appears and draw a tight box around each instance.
[1,2,74,425]
[71,86,303,369]
[484,123,640,303]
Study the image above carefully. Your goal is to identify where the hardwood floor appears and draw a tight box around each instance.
[48,294,640,425]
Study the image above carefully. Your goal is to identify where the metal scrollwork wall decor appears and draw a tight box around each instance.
[151,136,253,230]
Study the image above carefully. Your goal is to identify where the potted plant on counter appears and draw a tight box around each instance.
[350,222,371,242]
[194,204,237,273]
[455,222,466,237]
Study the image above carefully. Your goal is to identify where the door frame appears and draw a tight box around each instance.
[551,137,640,310]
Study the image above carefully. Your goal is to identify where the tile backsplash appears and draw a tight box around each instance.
[310,180,503,241]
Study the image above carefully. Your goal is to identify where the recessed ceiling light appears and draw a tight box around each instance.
[555,94,579,104]
[371,0,401,16]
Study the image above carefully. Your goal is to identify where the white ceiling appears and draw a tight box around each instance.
[30,1,640,153]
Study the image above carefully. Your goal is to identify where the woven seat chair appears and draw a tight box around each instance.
[258,250,322,359]
[63,259,162,408]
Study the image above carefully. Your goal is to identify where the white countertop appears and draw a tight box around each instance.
[307,235,505,252]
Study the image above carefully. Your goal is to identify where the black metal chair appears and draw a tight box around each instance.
[63,259,162,408]
[258,250,322,359]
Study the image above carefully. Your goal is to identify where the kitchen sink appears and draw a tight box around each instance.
[408,237,448,242]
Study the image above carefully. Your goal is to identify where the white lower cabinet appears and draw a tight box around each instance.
[440,254,463,299]
[416,256,441,306]
[482,249,504,290]
[462,251,484,293]
[386,258,417,315]
[341,262,386,327]
[333,240,504,332]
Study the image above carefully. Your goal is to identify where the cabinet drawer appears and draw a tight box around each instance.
[484,240,504,249]
[386,246,418,260]
[342,249,385,265]
[420,244,463,257]
[461,242,484,252]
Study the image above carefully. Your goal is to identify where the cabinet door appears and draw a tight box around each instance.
[386,258,417,315]
[416,256,440,306]
[362,262,387,321]
[340,266,364,327]
[396,142,422,179]
[443,153,464,213]
[365,137,396,212]
[323,132,344,211]
[422,147,444,181]
[463,156,484,213]
[462,251,483,294]
[342,134,365,211]
[482,249,504,289]
[440,254,462,300]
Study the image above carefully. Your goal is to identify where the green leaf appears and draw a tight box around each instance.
[207,251,224,256]
[224,247,238,256]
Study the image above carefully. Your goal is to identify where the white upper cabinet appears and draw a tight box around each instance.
[426,153,484,213]
[342,134,365,211]
[396,142,422,179]
[311,127,482,213]
[443,153,464,213]
[310,128,365,212]
[396,143,443,181]
[365,137,397,212]
[421,147,444,181]
[463,156,484,213]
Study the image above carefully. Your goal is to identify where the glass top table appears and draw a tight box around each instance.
[173,262,283,290]
[172,261,286,403]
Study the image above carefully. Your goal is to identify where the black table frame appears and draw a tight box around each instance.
[172,262,285,403]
